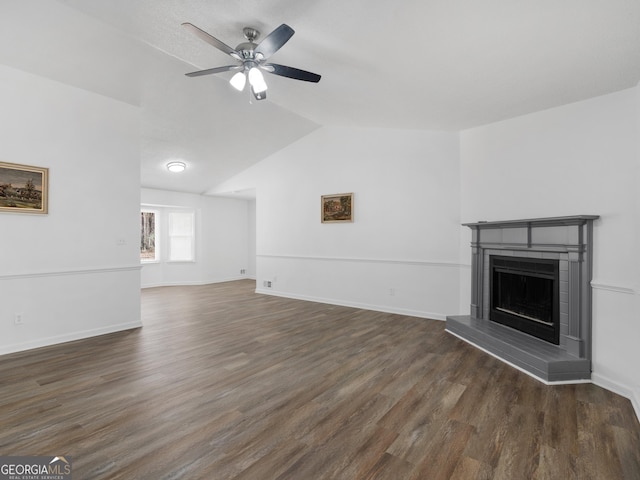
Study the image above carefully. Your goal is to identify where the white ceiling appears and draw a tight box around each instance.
[2,0,639,195]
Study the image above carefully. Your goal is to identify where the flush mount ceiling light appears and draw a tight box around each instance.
[166,161,186,173]
[182,23,321,101]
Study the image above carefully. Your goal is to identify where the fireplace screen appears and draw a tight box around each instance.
[490,256,560,344]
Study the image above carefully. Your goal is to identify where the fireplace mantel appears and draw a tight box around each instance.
[447,215,599,382]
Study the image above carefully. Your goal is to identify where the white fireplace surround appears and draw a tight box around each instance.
[447,215,599,383]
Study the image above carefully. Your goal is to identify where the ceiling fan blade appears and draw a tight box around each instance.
[254,24,294,60]
[263,63,321,83]
[185,65,241,77]
[182,22,242,60]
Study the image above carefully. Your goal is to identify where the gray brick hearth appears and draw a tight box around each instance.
[446,215,599,383]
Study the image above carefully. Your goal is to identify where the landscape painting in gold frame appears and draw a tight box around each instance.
[321,192,353,223]
[0,161,49,214]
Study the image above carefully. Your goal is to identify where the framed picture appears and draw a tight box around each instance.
[321,192,353,223]
[0,161,49,214]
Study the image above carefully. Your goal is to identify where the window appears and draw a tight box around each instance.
[168,211,195,262]
[140,207,195,263]
[140,210,157,262]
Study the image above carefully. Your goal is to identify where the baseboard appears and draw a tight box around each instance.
[0,320,142,357]
[591,372,640,423]
[254,288,446,320]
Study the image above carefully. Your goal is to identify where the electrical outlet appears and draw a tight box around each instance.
[14,313,24,325]
[389,288,396,296]
[263,280,272,288]
[240,269,246,274]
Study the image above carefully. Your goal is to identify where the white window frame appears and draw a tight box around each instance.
[167,210,196,263]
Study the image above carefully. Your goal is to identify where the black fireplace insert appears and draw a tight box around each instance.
[490,255,560,344]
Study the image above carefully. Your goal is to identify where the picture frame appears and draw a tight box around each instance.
[0,161,49,214]
[321,192,353,223]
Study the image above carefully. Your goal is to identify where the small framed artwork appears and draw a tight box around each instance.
[321,192,353,223]
[0,161,49,214]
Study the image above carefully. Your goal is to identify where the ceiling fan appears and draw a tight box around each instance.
[182,22,321,101]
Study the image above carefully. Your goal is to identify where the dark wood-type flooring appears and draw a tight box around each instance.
[1,280,639,479]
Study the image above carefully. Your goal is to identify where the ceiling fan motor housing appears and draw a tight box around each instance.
[236,28,261,61]
[236,42,257,60]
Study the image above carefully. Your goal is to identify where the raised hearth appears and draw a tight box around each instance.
[446,215,599,382]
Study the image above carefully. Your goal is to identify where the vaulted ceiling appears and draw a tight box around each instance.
[2,0,639,194]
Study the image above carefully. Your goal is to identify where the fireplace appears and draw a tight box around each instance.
[490,256,559,344]
[446,215,598,382]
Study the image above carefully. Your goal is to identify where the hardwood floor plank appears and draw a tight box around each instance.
[362,452,415,480]
[613,424,640,480]
[383,378,466,465]
[492,405,544,479]
[0,280,638,479]
[449,456,494,480]
[408,419,476,480]
[576,401,626,479]
[458,367,521,469]
[541,384,579,457]
[535,444,578,480]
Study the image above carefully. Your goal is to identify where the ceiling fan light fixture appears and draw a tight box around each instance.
[229,71,246,91]
[166,161,186,173]
[248,67,268,93]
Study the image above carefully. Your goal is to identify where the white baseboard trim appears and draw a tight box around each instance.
[0,320,142,357]
[254,288,446,320]
[591,372,640,423]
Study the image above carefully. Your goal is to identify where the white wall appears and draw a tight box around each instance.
[212,126,462,319]
[248,199,257,278]
[140,188,252,288]
[0,65,141,355]
[460,85,640,415]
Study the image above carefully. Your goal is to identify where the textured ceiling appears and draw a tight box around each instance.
[2,0,639,194]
